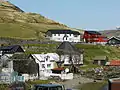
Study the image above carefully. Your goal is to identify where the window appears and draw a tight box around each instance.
[66,37,67,40]
[47,64,51,68]
[42,64,45,68]
[57,38,60,40]
[69,38,72,40]
[74,35,78,37]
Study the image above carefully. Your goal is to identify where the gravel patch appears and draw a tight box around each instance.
[59,74,94,89]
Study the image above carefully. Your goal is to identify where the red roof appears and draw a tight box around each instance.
[109,60,120,66]
[52,67,65,71]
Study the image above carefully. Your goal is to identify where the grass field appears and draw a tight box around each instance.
[0,23,67,39]
[75,44,120,64]
[0,1,68,39]
[79,81,107,90]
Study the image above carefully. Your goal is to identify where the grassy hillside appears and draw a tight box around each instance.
[100,29,120,38]
[0,23,68,39]
[75,44,120,63]
[0,1,69,39]
[23,43,120,63]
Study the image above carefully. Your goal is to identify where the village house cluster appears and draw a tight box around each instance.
[46,29,109,45]
[46,29,120,46]
[0,28,120,87]
[0,41,83,84]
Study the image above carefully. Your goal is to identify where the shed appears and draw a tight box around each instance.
[10,54,38,75]
[109,78,120,90]
[93,56,108,65]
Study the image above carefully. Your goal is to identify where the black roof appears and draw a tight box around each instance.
[47,29,80,35]
[86,31,101,35]
[108,36,120,41]
[115,37,120,40]
[0,45,24,53]
[57,42,78,54]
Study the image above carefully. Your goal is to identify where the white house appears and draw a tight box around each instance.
[0,53,38,83]
[32,53,59,79]
[46,29,81,42]
[57,42,84,66]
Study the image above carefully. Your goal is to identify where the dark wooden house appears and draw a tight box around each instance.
[10,54,38,76]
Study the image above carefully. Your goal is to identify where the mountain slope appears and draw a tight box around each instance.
[100,29,120,38]
[0,1,68,39]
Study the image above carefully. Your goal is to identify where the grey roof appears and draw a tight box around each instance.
[93,56,108,60]
[47,29,80,35]
[57,42,78,54]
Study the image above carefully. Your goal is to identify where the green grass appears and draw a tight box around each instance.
[0,22,69,39]
[75,44,120,64]
[79,81,107,90]
[22,43,120,65]
[0,23,67,39]
[24,43,59,54]
[80,64,101,70]
[23,43,120,64]
[0,84,9,90]
[0,2,68,40]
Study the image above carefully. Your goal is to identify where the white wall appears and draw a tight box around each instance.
[22,74,37,81]
[32,54,59,79]
[49,34,81,42]
[60,54,83,65]
[44,72,73,80]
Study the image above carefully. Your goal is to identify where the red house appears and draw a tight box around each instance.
[83,31,108,44]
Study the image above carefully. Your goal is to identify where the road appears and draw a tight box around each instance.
[59,74,94,90]
[101,85,108,90]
